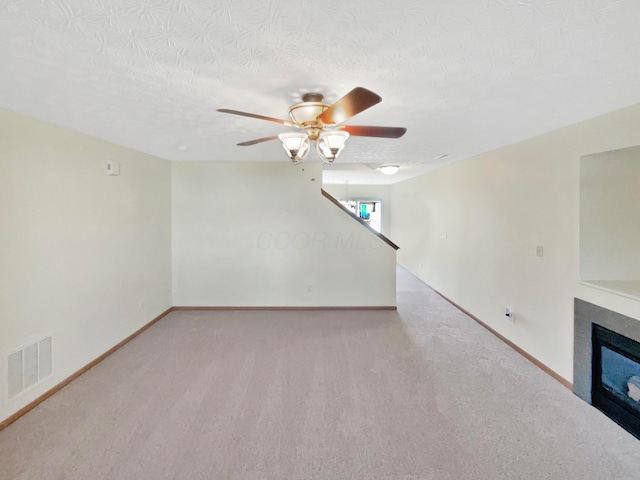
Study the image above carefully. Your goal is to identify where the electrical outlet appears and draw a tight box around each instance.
[536,245,544,257]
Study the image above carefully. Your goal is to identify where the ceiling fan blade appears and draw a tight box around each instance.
[342,125,407,138]
[318,87,382,125]
[217,109,295,127]
[237,135,280,146]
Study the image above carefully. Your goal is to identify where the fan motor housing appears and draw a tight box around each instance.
[288,102,330,128]
[301,92,324,102]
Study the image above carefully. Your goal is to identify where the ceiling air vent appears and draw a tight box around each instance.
[6,335,53,401]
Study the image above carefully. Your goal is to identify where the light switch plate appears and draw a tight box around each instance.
[106,160,120,176]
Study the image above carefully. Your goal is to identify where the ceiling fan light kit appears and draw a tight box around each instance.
[277,133,310,165]
[316,131,349,164]
[218,87,406,166]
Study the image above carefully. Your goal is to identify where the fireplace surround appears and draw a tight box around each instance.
[574,299,640,439]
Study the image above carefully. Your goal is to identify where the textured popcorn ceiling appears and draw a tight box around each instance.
[1,1,640,184]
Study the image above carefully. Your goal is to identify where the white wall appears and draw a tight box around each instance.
[172,162,396,307]
[390,103,640,382]
[0,109,172,422]
[323,184,392,235]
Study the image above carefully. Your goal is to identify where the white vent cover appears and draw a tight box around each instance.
[7,350,23,399]
[6,335,53,401]
[39,336,52,378]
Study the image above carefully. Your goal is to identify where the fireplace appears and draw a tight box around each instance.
[574,299,640,439]
[592,324,640,438]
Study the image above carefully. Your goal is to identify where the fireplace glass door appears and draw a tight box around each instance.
[592,324,640,439]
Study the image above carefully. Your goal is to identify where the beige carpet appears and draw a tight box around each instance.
[1,267,639,479]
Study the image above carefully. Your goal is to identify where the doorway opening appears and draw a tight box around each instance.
[339,198,383,233]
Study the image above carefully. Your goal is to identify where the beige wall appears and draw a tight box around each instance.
[172,162,397,307]
[390,103,640,382]
[0,109,172,421]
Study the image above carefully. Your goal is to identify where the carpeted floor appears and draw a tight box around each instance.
[1,267,639,479]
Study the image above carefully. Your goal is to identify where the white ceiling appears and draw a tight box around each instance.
[1,1,640,184]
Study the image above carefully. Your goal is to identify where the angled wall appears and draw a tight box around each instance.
[390,103,640,382]
[0,109,172,422]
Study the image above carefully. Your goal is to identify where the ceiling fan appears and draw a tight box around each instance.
[217,87,407,165]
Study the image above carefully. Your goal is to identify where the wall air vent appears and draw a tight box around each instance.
[6,335,53,401]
